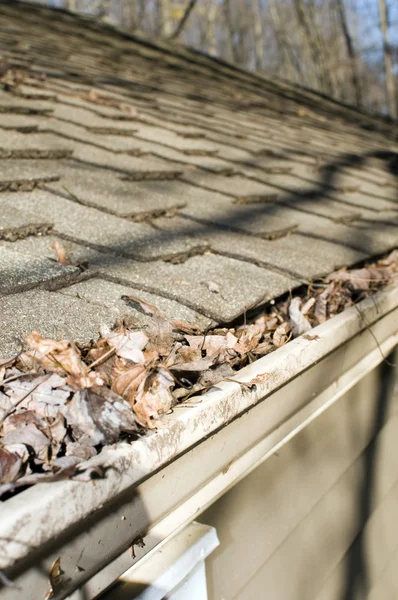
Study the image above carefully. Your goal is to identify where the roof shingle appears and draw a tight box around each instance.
[0,1,397,357]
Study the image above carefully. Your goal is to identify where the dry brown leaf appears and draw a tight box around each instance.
[2,422,50,458]
[273,322,291,347]
[60,390,104,447]
[111,361,147,403]
[301,297,316,316]
[65,442,97,461]
[251,339,274,355]
[44,556,68,600]
[170,320,203,335]
[289,297,312,336]
[145,316,174,356]
[184,335,231,358]
[122,295,167,318]
[25,333,102,389]
[0,357,16,369]
[0,447,25,484]
[100,326,148,363]
[3,373,71,418]
[51,241,70,265]
[170,356,214,372]
[86,387,138,443]
[327,267,386,291]
[133,369,174,428]
[234,322,265,355]
[303,334,320,341]
[197,362,235,387]
[203,280,221,295]
[314,284,333,324]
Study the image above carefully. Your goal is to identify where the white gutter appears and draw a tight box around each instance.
[0,283,398,600]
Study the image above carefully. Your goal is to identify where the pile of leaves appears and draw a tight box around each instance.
[1,249,397,498]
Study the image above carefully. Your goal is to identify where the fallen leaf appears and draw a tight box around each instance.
[133,369,174,428]
[234,322,265,355]
[203,280,221,295]
[130,535,145,559]
[0,357,16,369]
[60,390,104,446]
[4,373,71,418]
[314,284,333,323]
[145,316,174,356]
[25,333,102,389]
[197,362,235,387]
[289,297,312,336]
[2,423,50,458]
[301,297,316,315]
[122,295,167,318]
[86,387,138,443]
[44,556,68,599]
[251,339,274,355]
[111,361,147,403]
[51,241,70,265]
[101,326,148,363]
[170,356,214,372]
[0,447,25,484]
[273,322,291,347]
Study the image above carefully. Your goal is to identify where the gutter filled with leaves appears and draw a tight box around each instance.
[1,249,397,499]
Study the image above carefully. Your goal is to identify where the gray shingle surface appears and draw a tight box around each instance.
[99,253,299,322]
[44,164,189,217]
[0,2,396,356]
[59,279,214,329]
[0,290,117,357]
[0,243,79,294]
[0,205,52,241]
[0,191,208,259]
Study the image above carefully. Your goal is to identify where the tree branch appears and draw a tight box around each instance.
[170,0,198,39]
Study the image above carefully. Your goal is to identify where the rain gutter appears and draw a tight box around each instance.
[1,283,398,600]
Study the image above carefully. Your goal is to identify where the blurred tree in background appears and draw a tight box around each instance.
[30,0,397,118]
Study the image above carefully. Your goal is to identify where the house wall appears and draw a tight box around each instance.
[200,357,398,600]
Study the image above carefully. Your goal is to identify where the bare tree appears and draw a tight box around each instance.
[159,0,173,37]
[252,0,265,71]
[40,0,398,119]
[205,0,218,56]
[293,0,333,94]
[268,0,302,82]
[222,0,238,63]
[378,0,397,118]
[170,0,198,39]
[335,0,362,106]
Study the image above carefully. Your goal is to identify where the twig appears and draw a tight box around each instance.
[0,373,52,423]
[1,371,37,386]
[87,347,116,371]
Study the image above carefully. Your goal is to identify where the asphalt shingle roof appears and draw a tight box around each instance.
[0,1,397,357]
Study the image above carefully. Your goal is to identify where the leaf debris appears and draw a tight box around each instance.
[0,249,397,498]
